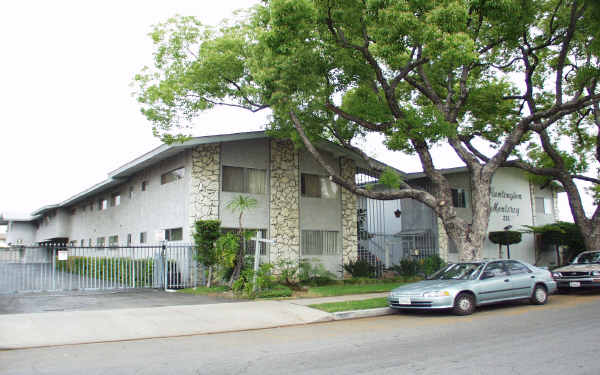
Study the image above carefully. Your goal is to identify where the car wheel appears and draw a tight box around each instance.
[452,293,475,316]
[530,284,548,305]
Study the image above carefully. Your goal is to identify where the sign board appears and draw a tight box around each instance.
[58,250,68,261]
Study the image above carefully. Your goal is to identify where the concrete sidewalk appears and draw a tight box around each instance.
[0,294,395,350]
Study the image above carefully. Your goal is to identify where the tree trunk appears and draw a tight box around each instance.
[562,177,600,253]
[436,167,492,262]
[207,266,213,288]
[581,219,600,253]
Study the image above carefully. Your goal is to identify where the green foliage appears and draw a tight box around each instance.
[392,259,420,277]
[226,195,258,218]
[299,259,336,286]
[256,284,293,298]
[55,257,155,286]
[215,232,240,269]
[178,286,230,294]
[488,231,523,246]
[193,220,221,267]
[135,0,600,260]
[342,277,381,285]
[232,263,276,299]
[391,256,446,277]
[420,255,446,276]
[306,281,401,297]
[343,259,376,278]
[309,297,389,313]
[378,168,404,190]
[523,222,585,260]
[275,258,301,288]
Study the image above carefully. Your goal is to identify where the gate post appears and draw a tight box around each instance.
[51,245,56,291]
[162,242,167,291]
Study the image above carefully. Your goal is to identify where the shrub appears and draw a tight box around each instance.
[299,260,336,286]
[56,256,155,286]
[391,256,446,278]
[275,258,301,288]
[343,259,376,278]
[193,220,221,287]
[420,255,446,276]
[232,262,275,298]
[489,231,522,245]
[392,258,420,277]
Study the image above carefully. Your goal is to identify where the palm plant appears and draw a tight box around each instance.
[226,195,257,284]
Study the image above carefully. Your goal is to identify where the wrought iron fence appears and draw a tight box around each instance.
[0,243,199,294]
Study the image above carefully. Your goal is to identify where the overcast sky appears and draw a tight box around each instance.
[0,0,592,222]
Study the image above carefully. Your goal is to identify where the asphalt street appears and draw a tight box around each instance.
[2,292,599,375]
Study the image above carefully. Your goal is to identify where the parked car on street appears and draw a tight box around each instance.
[552,250,600,292]
[388,259,557,315]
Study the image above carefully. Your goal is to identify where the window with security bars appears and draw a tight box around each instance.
[451,188,467,208]
[222,228,267,255]
[301,230,339,255]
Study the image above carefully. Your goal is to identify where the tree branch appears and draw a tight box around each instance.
[325,101,393,131]
[290,110,441,209]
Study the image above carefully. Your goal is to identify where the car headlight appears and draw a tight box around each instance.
[592,271,600,276]
[552,272,562,278]
[422,291,450,298]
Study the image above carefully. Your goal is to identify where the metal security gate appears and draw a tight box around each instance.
[0,244,198,294]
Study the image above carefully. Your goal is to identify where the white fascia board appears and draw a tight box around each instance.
[405,166,469,180]
[108,131,268,179]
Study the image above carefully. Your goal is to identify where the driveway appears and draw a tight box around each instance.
[0,262,118,294]
[0,288,239,315]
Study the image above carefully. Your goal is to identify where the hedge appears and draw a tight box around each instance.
[55,256,155,286]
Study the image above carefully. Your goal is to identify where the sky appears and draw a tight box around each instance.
[0,0,593,222]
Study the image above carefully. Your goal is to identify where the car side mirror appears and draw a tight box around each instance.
[480,271,495,280]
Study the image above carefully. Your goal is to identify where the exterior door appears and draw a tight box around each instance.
[476,261,512,302]
[506,260,534,298]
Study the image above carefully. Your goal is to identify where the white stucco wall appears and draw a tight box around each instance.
[66,151,192,245]
[420,168,558,265]
[6,221,37,245]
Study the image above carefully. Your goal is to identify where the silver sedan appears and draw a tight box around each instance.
[388,259,557,315]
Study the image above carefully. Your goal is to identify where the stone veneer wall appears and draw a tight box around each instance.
[341,158,358,265]
[189,143,221,229]
[269,140,300,265]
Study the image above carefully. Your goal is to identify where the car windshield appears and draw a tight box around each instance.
[427,263,484,280]
[573,252,600,264]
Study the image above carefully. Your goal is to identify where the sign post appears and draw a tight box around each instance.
[251,233,275,291]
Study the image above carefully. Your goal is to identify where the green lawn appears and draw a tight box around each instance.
[178,286,230,295]
[306,282,403,297]
[309,297,389,312]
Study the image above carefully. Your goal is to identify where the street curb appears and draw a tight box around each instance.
[331,307,397,320]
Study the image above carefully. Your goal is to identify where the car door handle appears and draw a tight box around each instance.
[531,276,535,279]
[504,279,510,282]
